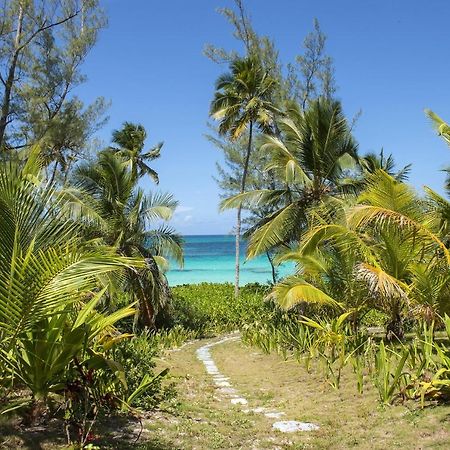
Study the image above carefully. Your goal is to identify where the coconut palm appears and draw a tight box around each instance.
[425,110,450,195]
[270,171,450,339]
[0,147,138,345]
[0,147,141,416]
[70,150,183,327]
[221,98,358,259]
[111,122,162,183]
[359,149,411,182]
[210,56,279,296]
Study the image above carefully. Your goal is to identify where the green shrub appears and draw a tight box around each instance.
[113,333,175,411]
[167,283,271,335]
[361,309,389,328]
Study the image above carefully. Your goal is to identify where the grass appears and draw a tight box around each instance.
[212,340,450,449]
[2,335,449,449]
[143,337,450,449]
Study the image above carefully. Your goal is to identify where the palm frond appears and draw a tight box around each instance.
[355,262,409,301]
[269,275,342,310]
[425,109,450,146]
[247,202,305,258]
[220,189,286,211]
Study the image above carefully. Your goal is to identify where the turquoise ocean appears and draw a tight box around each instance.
[166,235,294,286]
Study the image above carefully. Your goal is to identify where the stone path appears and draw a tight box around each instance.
[195,334,320,433]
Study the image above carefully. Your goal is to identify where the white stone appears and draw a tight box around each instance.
[251,407,267,413]
[214,380,231,387]
[272,421,319,432]
[231,398,248,405]
[218,387,237,395]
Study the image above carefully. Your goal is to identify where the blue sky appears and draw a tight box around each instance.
[77,0,450,235]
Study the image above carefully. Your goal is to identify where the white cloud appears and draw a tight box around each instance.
[174,205,194,215]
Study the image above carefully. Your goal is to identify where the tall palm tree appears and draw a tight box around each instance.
[221,98,358,259]
[111,122,162,183]
[70,150,183,328]
[210,56,279,296]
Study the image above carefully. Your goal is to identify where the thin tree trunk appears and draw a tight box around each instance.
[63,159,73,186]
[386,303,404,342]
[266,251,277,284]
[49,161,58,185]
[0,4,24,149]
[234,207,241,298]
[234,120,253,298]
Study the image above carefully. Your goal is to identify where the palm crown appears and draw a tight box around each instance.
[210,56,279,139]
[221,98,358,258]
[70,150,183,327]
[111,122,162,183]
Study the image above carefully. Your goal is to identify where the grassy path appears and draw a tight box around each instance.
[143,336,450,450]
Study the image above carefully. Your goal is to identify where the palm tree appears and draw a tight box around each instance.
[272,171,450,339]
[0,148,141,416]
[359,149,411,182]
[210,56,279,297]
[0,147,138,345]
[70,150,183,328]
[221,98,358,259]
[425,109,450,194]
[111,122,162,183]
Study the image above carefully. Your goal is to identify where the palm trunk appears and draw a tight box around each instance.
[234,121,253,298]
[140,297,155,329]
[49,161,58,185]
[0,4,24,150]
[266,251,277,284]
[386,303,404,342]
[234,207,241,298]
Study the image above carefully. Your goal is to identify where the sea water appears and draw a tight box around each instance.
[166,235,294,286]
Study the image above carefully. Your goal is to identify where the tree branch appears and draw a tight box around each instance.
[18,9,81,52]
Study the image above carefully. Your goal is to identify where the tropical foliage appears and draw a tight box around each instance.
[1,0,450,447]
[210,56,279,296]
[0,132,182,445]
[221,97,358,258]
[69,148,183,328]
[110,122,163,183]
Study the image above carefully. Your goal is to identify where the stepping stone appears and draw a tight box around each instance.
[242,406,268,414]
[213,377,229,382]
[251,407,267,413]
[218,387,237,395]
[214,380,231,387]
[272,421,319,432]
[231,398,248,405]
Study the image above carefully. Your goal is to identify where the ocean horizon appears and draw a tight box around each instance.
[166,234,294,286]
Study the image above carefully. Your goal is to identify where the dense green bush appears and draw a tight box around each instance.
[113,333,176,411]
[360,309,389,328]
[167,283,271,336]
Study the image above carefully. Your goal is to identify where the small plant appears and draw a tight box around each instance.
[374,340,410,404]
[413,315,450,406]
[113,332,174,411]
